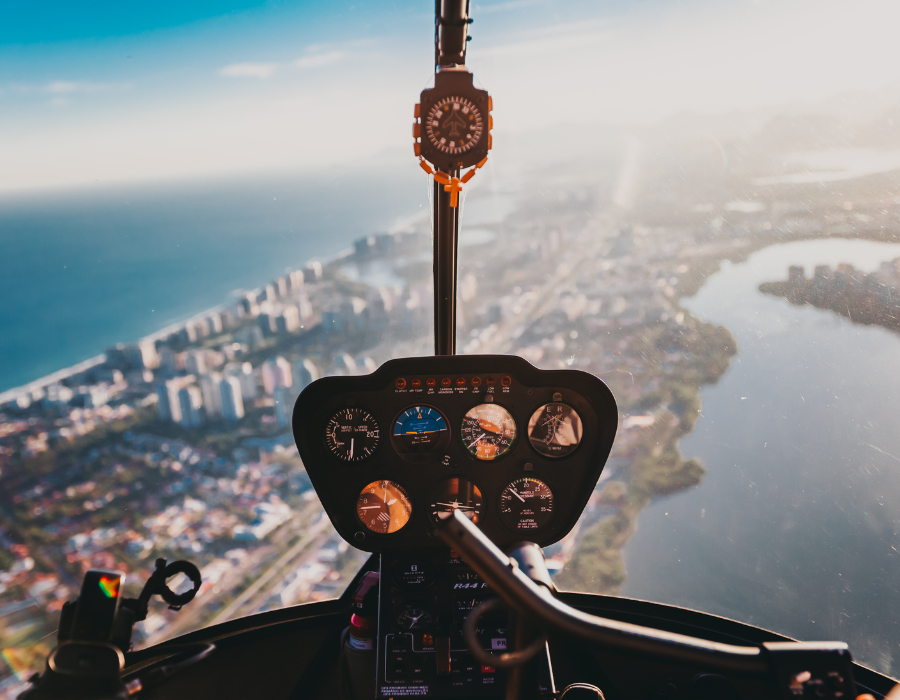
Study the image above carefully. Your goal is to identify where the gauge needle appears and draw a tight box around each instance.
[350,438,354,459]
[360,506,382,509]
[468,433,486,449]
[509,489,526,503]
[436,502,474,510]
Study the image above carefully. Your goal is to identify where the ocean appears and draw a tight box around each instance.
[0,159,427,394]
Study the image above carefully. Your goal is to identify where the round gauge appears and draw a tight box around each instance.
[429,478,484,524]
[425,96,485,156]
[460,403,517,461]
[324,408,380,462]
[396,602,437,631]
[527,403,584,458]
[499,477,555,532]
[356,480,413,534]
[393,560,436,589]
[391,405,451,463]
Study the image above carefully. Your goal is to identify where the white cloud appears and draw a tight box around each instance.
[293,51,344,69]
[219,62,278,79]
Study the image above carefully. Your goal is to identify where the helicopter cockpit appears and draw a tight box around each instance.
[5,1,900,700]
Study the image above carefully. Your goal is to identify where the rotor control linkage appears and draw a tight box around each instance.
[437,509,859,700]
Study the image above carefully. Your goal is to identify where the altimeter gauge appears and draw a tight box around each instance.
[499,477,555,532]
[356,480,412,534]
[325,408,380,462]
[429,478,484,524]
[527,403,583,458]
[460,403,517,460]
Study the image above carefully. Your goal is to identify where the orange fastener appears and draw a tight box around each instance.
[488,96,493,111]
[489,115,493,130]
[488,133,492,150]
[433,171,451,185]
[414,103,420,118]
[461,170,476,184]
[477,156,488,169]
[444,177,463,207]
[419,160,434,175]
[413,123,420,139]
[414,142,421,157]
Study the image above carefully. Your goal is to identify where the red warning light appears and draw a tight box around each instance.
[471,377,482,387]
[501,376,512,387]
[411,378,421,388]
[441,377,452,387]
[456,377,466,386]
[396,378,407,389]
[426,378,436,387]
[485,377,496,386]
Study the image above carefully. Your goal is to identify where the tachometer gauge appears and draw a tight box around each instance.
[527,403,583,458]
[356,480,412,534]
[396,602,437,630]
[460,403,517,460]
[392,405,450,463]
[324,408,380,462]
[499,477,554,532]
[429,478,484,524]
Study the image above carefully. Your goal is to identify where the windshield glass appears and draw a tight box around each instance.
[3,0,900,692]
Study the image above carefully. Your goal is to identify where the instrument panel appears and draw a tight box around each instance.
[291,355,618,551]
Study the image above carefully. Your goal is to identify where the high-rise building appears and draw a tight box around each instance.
[238,362,258,400]
[287,270,304,291]
[156,376,194,423]
[273,385,296,427]
[220,376,245,421]
[185,350,208,376]
[200,372,223,418]
[262,357,292,395]
[177,385,204,428]
[105,342,159,370]
[292,359,319,393]
[276,306,301,334]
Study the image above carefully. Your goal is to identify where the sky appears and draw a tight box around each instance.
[2,0,900,192]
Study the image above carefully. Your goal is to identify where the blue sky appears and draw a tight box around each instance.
[2,0,899,191]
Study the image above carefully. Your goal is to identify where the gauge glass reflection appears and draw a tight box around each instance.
[460,403,517,460]
[527,403,583,458]
[356,480,412,534]
[429,478,484,524]
[392,405,451,463]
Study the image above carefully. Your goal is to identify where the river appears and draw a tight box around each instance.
[620,238,900,677]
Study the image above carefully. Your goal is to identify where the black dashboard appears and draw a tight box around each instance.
[291,355,619,552]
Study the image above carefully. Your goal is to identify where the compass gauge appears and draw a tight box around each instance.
[356,480,412,534]
[527,403,583,458]
[425,96,484,156]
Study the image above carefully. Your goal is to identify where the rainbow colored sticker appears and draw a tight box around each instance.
[98,575,120,599]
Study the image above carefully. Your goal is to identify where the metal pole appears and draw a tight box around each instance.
[433,167,459,355]
[432,0,468,355]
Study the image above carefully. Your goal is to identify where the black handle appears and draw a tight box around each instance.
[437,510,769,674]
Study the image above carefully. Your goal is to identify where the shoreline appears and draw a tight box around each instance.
[0,247,360,405]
